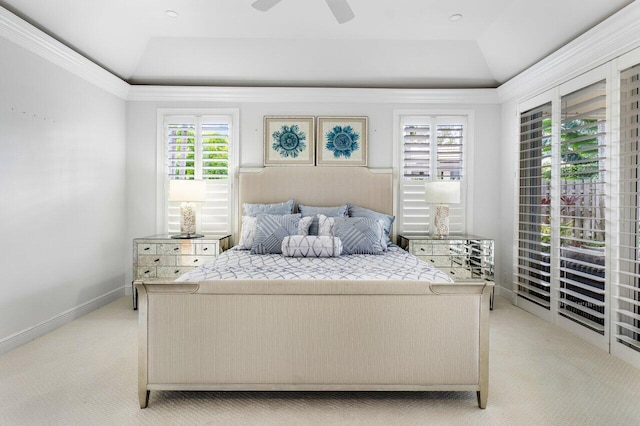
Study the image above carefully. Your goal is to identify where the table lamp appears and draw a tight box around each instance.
[425,181,461,237]
[168,179,206,239]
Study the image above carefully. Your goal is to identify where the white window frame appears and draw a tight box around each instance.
[156,108,240,236]
[392,109,474,236]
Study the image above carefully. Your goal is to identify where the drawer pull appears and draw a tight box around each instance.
[144,270,150,274]
[430,259,434,263]
[174,269,180,274]
[154,258,160,263]
[203,247,208,251]
[420,248,425,251]
[144,247,150,251]
[174,247,179,251]
[193,259,199,263]
[450,271,455,275]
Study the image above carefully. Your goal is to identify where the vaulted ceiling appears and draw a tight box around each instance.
[0,0,634,88]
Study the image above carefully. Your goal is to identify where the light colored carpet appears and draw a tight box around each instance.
[1,296,639,426]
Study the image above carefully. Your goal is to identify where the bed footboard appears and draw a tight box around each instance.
[136,279,492,409]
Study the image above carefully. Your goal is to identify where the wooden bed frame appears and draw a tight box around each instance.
[135,167,492,409]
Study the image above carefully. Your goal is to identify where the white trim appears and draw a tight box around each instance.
[0,6,129,99]
[497,1,640,103]
[129,85,498,104]
[0,286,125,356]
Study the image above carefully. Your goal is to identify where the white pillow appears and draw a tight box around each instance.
[238,215,313,250]
[281,235,343,257]
[237,216,257,250]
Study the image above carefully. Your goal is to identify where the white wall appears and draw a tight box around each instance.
[125,95,501,285]
[0,37,127,352]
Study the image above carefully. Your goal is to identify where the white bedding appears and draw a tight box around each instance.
[178,245,454,282]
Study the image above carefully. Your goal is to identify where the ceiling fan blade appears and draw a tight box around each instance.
[325,0,355,24]
[251,0,284,12]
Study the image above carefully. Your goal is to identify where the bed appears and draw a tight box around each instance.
[135,167,492,409]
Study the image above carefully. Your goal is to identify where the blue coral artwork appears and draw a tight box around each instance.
[325,125,359,158]
[317,117,368,166]
[264,116,315,166]
[272,125,306,158]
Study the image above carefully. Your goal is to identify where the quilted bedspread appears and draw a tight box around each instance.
[177,245,453,282]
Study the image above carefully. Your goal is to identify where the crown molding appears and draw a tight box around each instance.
[127,85,498,104]
[497,1,640,103]
[0,6,130,99]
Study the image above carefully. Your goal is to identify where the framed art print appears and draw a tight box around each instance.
[264,116,315,166]
[316,116,367,166]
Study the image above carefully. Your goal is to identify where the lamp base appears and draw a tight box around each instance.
[171,233,204,239]
[434,204,450,237]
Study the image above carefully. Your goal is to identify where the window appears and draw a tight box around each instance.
[160,110,238,235]
[516,102,552,310]
[558,81,607,335]
[515,73,609,348]
[617,64,640,354]
[397,114,467,234]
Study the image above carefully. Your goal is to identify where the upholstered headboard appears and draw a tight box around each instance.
[237,167,393,237]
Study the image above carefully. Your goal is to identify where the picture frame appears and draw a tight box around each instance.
[316,116,368,166]
[263,116,315,166]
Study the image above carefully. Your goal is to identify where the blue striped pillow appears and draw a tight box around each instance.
[251,214,301,254]
[346,203,395,247]
[333,217,385,255]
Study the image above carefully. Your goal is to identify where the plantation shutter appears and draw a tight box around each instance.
[558,81,607,334]
[166,115,233,234]
[399,116,465,234]
[616,64,640,353]
[517,103,552,309]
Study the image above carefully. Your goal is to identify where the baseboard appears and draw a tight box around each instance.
[0,286,126,356]
[496,285,514,302]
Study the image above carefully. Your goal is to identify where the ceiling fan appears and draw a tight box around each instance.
[251,0,355,24]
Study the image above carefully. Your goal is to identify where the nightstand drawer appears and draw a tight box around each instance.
[136,267,157,278]
[137,244,156,255]
[442,267,473,279]
[157,243,195,255]
[195,242,219,255]
[157,266,195,278]
[411,243,432,255]
[178,255,216,267]
[417,255,455,268]
[137,255,176,267]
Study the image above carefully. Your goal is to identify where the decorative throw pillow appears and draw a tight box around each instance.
[243,199,294,217]
[317,214,337,237]
[297,204,348,236]
[281,235,343,258]
[237,215,257,250]
[332,217,386,255]
[347,203,395,247]
[251,214,302,254]
[298,216,313,236]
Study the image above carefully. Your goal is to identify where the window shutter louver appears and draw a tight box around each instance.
[559,81,607,334]
[167,122,196,179]
[399,116,466,235]
[165,115,234,235]
[616,64,640,353]
[517,103,553,309]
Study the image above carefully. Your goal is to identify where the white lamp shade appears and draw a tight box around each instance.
[168,179,207,202]
[425,181,461,204]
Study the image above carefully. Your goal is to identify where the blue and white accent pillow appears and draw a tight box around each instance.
[243,199,294,217]
[347,203,395,247]
[328,216,386,255]
[238,215,312,250]
[251,214,304,254]
[318,214,386,252]
[297,204,348,236]
[281,235,343,258]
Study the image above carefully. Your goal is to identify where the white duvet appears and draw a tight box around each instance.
[178,245,453,283]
